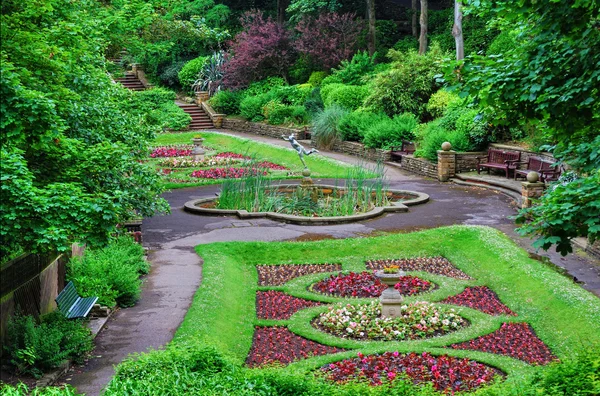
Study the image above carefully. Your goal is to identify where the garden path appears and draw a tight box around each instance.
[65,129,600,396]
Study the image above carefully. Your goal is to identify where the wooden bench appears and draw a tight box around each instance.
[56,281,98,319]
[390,141,416,162]
[514,157,557,181]
[476,149,521,178]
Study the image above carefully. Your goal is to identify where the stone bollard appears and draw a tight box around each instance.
[195,91,210,104]
[521,172,545,208]
[437,142,456,182]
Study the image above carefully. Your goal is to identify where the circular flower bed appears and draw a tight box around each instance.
[317,301,465,341]
[321,351,502,392]
[311,271,433,298]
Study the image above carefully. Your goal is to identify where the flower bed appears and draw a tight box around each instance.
[442,286,516,316]
[321,351,502,392]
[215,152,250,160]
[256,263,342,286]
[246,326,345,367]
[150,145,193,158]
[311,272,433,298]
[450,322,557,365]
[366,257,472,280]
[254,161,288,170]
[157,157,244,168]
[256,291,322,320]
[190,167,268,179]
[317,301,465,341]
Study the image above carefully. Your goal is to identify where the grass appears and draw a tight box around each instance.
[152,131,357,189]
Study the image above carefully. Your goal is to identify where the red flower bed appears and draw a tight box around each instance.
[246,326,345,367]
[322,351,502,392]
[256,291,322,320]
[312,272,433,298]
[451,322,557,365]
[257,263,342,286]
[442,286,516,316]
[215,152,250,159]
[255,161,288,170]
[190,167,267,179]
[150,146,192,158]
[366,257,472,280]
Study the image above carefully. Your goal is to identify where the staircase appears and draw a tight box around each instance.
[178,103,214,130]
[115,73,146,91]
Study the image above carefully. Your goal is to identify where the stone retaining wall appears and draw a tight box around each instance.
[456,152,487,173]
[222,118,308,140]
[398,155,438,178]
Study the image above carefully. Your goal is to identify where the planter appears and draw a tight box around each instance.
[374,270,405,318]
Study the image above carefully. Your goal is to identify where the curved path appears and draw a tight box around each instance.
[66,129,600,395]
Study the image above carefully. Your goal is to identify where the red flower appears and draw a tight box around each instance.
[256,291,322,320]
[442,286,516,316]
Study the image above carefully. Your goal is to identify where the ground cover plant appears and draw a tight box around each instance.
[149,132,355,189]
[105,226,600,394]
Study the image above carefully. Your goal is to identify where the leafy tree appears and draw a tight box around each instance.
[287,0,341,22]
[294,12,363,70]
[1,0,169,258]
[444,0,600,254]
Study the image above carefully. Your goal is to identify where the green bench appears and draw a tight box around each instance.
[56,281,98,319]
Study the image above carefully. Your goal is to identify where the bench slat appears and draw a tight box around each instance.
[56,281,98,319]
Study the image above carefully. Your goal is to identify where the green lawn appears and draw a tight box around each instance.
[105,226,600,394]
[152,131,357,189]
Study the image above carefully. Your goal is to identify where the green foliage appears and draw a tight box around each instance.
[364,44,445,119]
[322,84,369,111]
[239,94,269,122]
[287,0,341,23]
[304,87,324,115]
[288,55,314,85]
[337,111,388,142]
[209,90,243,115]
[130,88,191,131]
[487,30,518,55]
[244,77,286,97]
[393,36,419,53]
[270,85,312,106]
[191,51,225,95]
[0,383,80,396]
[67,236,149,307]
[5,312,93,377]
[415,121,473,161]
[265,104,308,125]
[363,113,418,149]
[426,90,461,119]
[178,56,209,91]
[320,74,344,87]
[312,105,349,149]
[331,51,377,85]
[158,60,187,88]
[307,71,328,87]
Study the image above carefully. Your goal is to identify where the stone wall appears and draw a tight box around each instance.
[317,140,392,162]
[222,118,308,140]
[456,152,487,173]
[398,155,438,178]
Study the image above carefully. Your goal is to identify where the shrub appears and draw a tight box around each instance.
[68,235,148,308]
[271,85,311,106]
[312,105,349,149]
[487,30,519,55]
[455,109,490,150]
[364,43,446,119]
[331,51,376,85]
[393,36,419,53]
[244,77,286,97]
[209,90,242,115]
[337,111,388,142]
[158,60,187,88]
[426,90,461,119]
[320,83,344,104]
[240,94,270,122]
[191,51,225,95]
[147,102,191,131]
[320,74,344,87]
[135,87,176,104]
[304,88,324,115]
[363,113,418,149]
[415,122,472,161]
[178,56,208,91]
[5,312,93,377]
[288,55,313,85]
[322,85,369,111]
[263,103,307,125]
[307,71,328,87]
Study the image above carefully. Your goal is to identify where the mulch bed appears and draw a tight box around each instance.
[246,326,345,367]
[442,286,517,316]
[450,322,557,365]
[366,257,472,280]
[256,291,322,320]
[256,263,342,286]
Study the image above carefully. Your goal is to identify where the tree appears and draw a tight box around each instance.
[366,0,376,56]
[286,0,341,23]
[444,0,600,255]
[277,0,290,24]
[452,0,464,60]
[412,0,418,38]
[418,0,428,54]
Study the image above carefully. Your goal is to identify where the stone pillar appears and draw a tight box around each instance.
[131,63,139,77]
[521,172,545,208]
[437,142,456,182]
[195,91,210,104]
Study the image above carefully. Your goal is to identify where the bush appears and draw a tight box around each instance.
[393,36,419,53]
[0,383,80,395]
[307,71,327,87]
[270,85,311,106]
[312,105,349,149]
[364,43,446,119]
[135,87,176,104]
[455,109,490,150]
[337,111,388,142]
[288,55,313,85]
[426,90,461,119]
[331,51,377,85]
[68,235,148,308]
[5,312,93,377]
[322,84,369,111]
[209,90,243,115]
[363,113,418,149]
[304,88,324,115]
[488,30,518,55]
[240,94,270,122]
[244,77,286,97]
[320,74,343,87]
[178,56,208,91]
[415,121,472,161]
[158,60,187,88]
[147,102,191,131]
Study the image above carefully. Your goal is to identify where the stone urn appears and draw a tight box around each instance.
[374,269,405,318]
[191,137,205,161]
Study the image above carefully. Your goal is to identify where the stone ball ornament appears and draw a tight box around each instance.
[441,141,452,151]
[527,171,540,183]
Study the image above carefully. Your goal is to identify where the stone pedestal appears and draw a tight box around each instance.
[195,91,210,104]
[521,181,545,208]
[375,271,405,318]
[301,168,313,187]
[192,138,205,161]
[437,145,456,182]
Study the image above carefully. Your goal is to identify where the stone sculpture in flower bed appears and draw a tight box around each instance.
[256,291,322,320]
[450,322,557,365]
[311,271,433,298]
[246,326,345,367]
[442,286,516,316]
[317,301,465,341]
[256,263,342,286]
[321,351,503,392]
[366,257,472,280]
